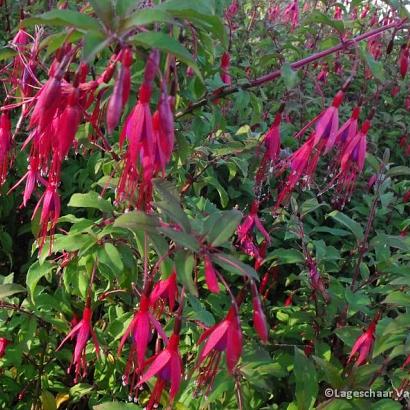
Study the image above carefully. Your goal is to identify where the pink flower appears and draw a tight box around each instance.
[197,306,242,373]
[0,112,12,185]
[399,45,409,79]
[203,255,220,293]
[118,294,168,395]
[314,90,344,147]
[138,333,182,410]
[263,112,282,162]
[347,314,380,366]
[0,337,9,358]
[283,0,299,31]
[57,306,100,382]
[220,52,232,85]
[237,201,270,244]
[251,281,268,343]
[324,106,360,154]
[150,271,178,311]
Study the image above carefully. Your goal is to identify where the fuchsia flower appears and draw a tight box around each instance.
[118,50,160,208]
[0,112,12,185]
[306,256,330,303]
[347,313,380,366]
[283,0,299,31]
[251,280,268,343]
[237,201,270,245]
[106,48,133,134]
[32,171,61,247]
[220,52,232,85]
[314,90,344,146]
[401,355,410,369]
[399,45,409,79]
[0,337,9,358]
[118,294,168,395]
[225,0,239,19]
[263,112,282,162]
[332,119,370,207]
[150,271,178,311]
[275,134,316,209]
[197,306,242,375]
[57,305,100,382]
[325,106,360,154]
[203,255,220,293]
[137,333,182,410]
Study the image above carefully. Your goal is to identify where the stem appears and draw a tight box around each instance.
[176,20,408,119]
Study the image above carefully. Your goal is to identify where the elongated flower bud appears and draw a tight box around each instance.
[144,49,160,84]
[400,45,409,79]
[220,52,231,85]
[204,255,220,293]
[106,67,125,134]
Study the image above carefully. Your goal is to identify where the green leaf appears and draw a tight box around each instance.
[22,10,102,33]
[157,0,226,44]
[123,8,176,29]
[134,32,202,80]
[114,211,160,233]
[82,31,111,63]
[206,210,243,247]
[265,248,304,265]
[0,283,26,300]
[387,166,410,177]
[41,391,56,410]
[88,0,114,28]
[154,180,191,232]
[294,348,318,410]
[68,192,113,213]
[159,227,199,252]
[306,11,344,32]
[281,63,299,90]
[94,402,142,410]
[312,356,343,389]
[359,43,385,81]
[327,211,363,240]
[211,253,258,279]
[301,198,328,217]
[383,291,410,306]
[26,261,54,301]
[175,250,197,296]
[103,243,124,272]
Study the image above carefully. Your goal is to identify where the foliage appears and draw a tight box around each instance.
[0,0,409,410]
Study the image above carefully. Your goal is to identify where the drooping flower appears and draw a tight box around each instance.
[150,271,178,311]
[220,52,232,85]
[251,280,268,343]
[263,112,282,162]
[332,119,370,207]
[203,255,220,293]
[197,306,242,373]
[324,106,360,154]
[399,45,409,79]
[118,294,168,396]
[0,112,12,185]
[306,256,330,303]
[57,305,100,382]
[283,0,299,31]
[0,337,9,358]
[314,90,344,146]
[274,134,316,209]
[401,354,410,369]
[137,333,182,410]
[347,313,380,367]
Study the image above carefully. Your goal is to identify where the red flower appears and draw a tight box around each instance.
[283,0,299,31]
[314,90,344,147]
[324,106,360,155]
[57,306,100,382]
[237,201,270,244]
[197,306,242,373]
[203,255,220,293]
[251,281,268,343]
[263,112,282,162]
[118,294,168,395]
[150,271,178,311]
[220,52,231,85]
[403,191,410,203]
[284,294,293,306]
[401,355,410,369]
[0,337,9,358]
[347,313,380,366]
[138,333,182,410]
[399,45,409,79]
[0,112,12,185]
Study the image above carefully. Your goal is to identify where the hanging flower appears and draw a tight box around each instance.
[220,52,232,85]
[57,305,100,382]
[118,294,168,396]
[251,280,268,343]
[0,112,12,185]
[0,337,9,358]
[137,333,182,410]
[347,313,380,366]
[150,271,178,311]
[399,45,409,79]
